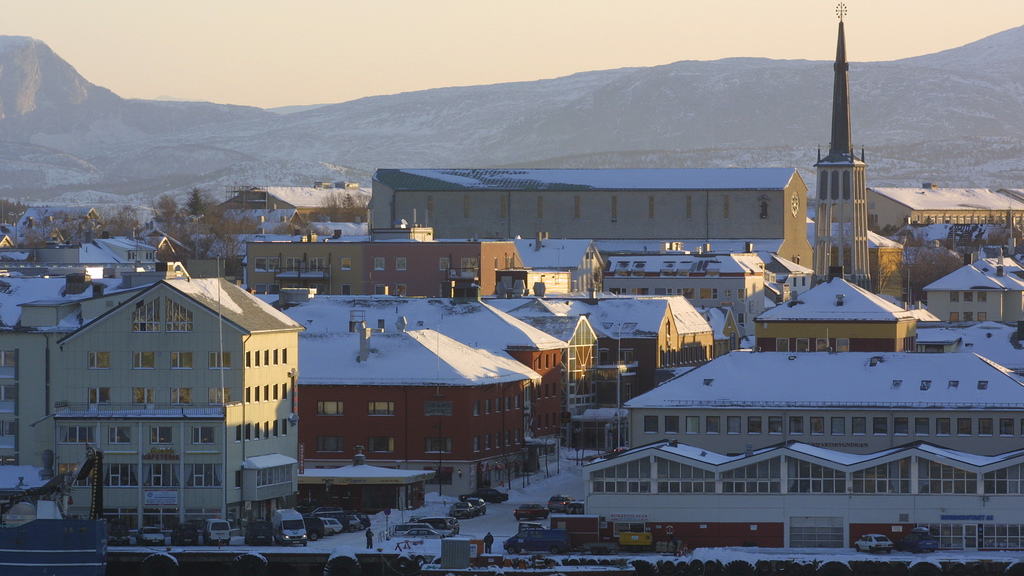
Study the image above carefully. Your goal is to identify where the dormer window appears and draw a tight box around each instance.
[978,381,989,390]
[920,380,931,391]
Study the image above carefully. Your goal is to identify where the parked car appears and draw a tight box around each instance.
[547,495,576,513]
[458,488,509,503]
[136,526,165,546]
[565,502,585,514]
[272,509,308,547]
[896,528,939,553]
[392,523,434,537]
[171,521,201,546]
[349,511,371,530]
[203,518,232,545]
[244,520,274,546]
[295,499,319,515]
[514,503,550,521]
[397,527,445,539]
[313,508,359,532]
[449,502,478,519]
[409,516,459,536]
[504,528,572,554]
[320,516,344,535]
[463,497,487,515]
[107,521,131,546]
[855,534,894,553]
[302,516,326,541]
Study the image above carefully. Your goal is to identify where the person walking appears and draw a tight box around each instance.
[483,532,494,554]
[366,527,374,549]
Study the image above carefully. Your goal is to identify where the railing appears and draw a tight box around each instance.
[54,402,225,418]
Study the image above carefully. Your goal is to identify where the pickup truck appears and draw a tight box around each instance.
[458,488,509,503]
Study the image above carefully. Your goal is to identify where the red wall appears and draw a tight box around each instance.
[507,349,563,438]
[651,522,785,549]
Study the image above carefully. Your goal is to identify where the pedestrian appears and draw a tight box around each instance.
[366,527,374,549]
[483,531,494,554]
[670,534,679,555]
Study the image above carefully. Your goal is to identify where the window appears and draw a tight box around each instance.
[722,458,781,493]
[186,464,221,487]
[816,338,829,352]
[979,418,993,436]
[170,351,193,369]
[60,425,95,443]
[425,437,452,452]
[665,415,680,434]
[395,257,407,271]
[852,417,866,435]
[768,416,783,434]
[644,415,659,433]
[190,426,214,444]
[368,436,394,452]
[984,463,1024,494]
[836,338,850,352]
[748,416,762,434]
[165,300,193,332]
[652,457,714,493]
[1000,418,1014,436]
[209,387,230,405]
[894,417,909,435]
[151,426,172,444]
[727,416,741,434]
[957,418,972,436]
[789,416,803,434]
[963,291,973,302]
[368,401,394,416]
[108,426,130,444]
[706,416,720,434]
[787,458,846,493]
[144,463,179,487]
[88,351,110,369]
[795,338,810,352]
[873,417,888,435]
[830,417,845,435]
[104,464,138,487]
[132,387,154,404]
[937,418,951,435]
[949,312,959,322]
[132,299,160,332]
[918,459,976,494]
[776,338,790,352]
[964,312,974,321]
[852,459,910,494]
[88,387,110,404]
[950,292,959,302]
[133,351,155,369]
[340,257,352,270]
[209,352,231,369]
[170,388,192,405]
[374,257,385,271]
[317,436,344,452]
[685,416,699,434]
[915,418,930,436]
[810,417,824,435]
[978,312,987,321]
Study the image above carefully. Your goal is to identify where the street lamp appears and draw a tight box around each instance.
[434,419,443,496]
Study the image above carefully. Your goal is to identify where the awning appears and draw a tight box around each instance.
[243,454,298,469]
[299,464,434,486]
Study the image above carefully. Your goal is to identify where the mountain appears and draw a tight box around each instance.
[2,27,1024,202]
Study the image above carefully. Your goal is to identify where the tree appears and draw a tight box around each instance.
[101,205,141,238]
[185,187,213,217]
[310,192,368,223]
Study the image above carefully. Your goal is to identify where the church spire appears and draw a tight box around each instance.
[828,11,852,160]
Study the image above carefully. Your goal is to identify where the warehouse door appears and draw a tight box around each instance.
[789,516,845,548]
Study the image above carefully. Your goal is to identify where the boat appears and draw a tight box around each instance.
[0,446,107,575]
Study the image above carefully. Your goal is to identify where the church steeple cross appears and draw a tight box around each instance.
[836,3,846,22]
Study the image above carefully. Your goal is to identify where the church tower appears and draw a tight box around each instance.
[813,7,871,289]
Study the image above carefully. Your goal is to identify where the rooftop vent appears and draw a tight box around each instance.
[835,294,845,307]
[869,356,883,367]
[921,380,931,391]
[892,380,902,389]
[948,380,959,389]
[703,379,714,386]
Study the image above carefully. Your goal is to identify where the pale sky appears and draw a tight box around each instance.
[3,0,1023,109]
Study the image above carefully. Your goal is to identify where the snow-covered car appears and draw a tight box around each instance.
[855,534,893,553]
[320,516,344,535]
[136,526,165,546]
[398,527,445,539]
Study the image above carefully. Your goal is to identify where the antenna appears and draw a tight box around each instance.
[836,2,847,21]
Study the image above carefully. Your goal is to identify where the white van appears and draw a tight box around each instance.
[203,518,232,545]
[272,509,307,546]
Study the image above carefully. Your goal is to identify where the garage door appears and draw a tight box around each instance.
[789,516,845,548]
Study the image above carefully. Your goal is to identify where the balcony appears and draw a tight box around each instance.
[54,402,226,419]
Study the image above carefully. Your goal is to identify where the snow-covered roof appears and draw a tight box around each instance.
[498,296,712,338]
[697,307,732,340]
[164,277,303,333]
[604,253,765,277]
[257,186,370,209]
[278,296,566,354]
[626,350,1024,410]
[298,329,541,386]
[924,258,1024,292]
[0,465,49,491]
[870,186,1024,211]
[917,321,1024,371]
[595,239,784,255]
[757,277,916,322]
[242,454,298,469]
[513,239,597,270]
[375,168,800,192]
[301,463,434,484]
[805,221,903,249]
[0,276,124,327]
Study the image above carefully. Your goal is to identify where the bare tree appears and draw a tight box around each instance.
[101,205,141,238]
[310,192,368,223]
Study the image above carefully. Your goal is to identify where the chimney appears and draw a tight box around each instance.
[536,232,543,251]
[964,253,974,266]
[998,266,1005,277]
[744,241,754,253]
[835,294,845,307]
[395,316,408,332]
[357,323,371,362]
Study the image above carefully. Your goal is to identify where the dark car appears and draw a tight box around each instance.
[107,520,131,546]
[349,511,371,530]
[459,487,510,503]
[547,495,576,512]
[565,502,585,514]
[896,528,939,553]
[244,520,275,546]
[313,508,355,532]
[463,497,487,515]
[171,521,201,546]
[514,503,550,521]
[302,516,325,541]
[448,502,478,519]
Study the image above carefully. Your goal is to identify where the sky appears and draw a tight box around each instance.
[3,1,1023,110]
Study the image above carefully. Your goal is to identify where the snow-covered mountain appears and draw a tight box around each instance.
[2,26,1024,202]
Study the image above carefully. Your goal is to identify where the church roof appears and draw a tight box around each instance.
[373,168,799,192]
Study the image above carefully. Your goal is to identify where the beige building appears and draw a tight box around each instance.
[923,257,1024,323]
[868,185,1024,231]
[1,268,304,530]
[370,168,813,266]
